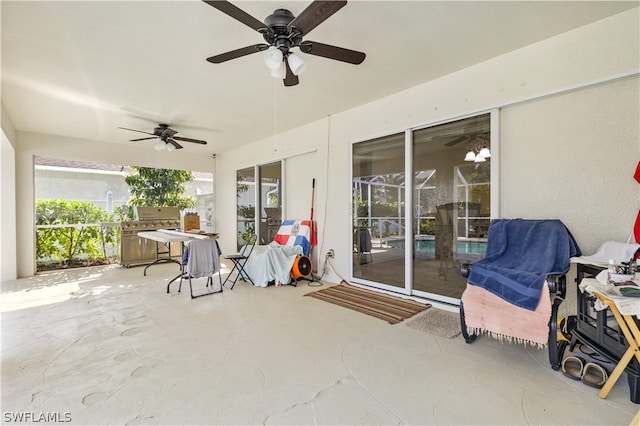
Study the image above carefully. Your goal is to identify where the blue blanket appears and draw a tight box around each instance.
[468,219,581,311]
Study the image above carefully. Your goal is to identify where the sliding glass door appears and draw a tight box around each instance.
[352,132,406,290]
[352,113,493,303]
[235,161,283,250]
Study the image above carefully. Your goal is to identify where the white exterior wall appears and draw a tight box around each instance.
[1,105,17,280]
[0,126,17,281]
[500,78,639,251]
[4,8,639,280]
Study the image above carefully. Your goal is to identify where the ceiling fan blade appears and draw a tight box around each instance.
[300,41,365,64]
[444,136,469,147]
[207,44,270,63]
[167,139,184,150]
[173,136,208,145]
[201,0,269,33]
[129,137,158,142]
[288,1,347,36]
[283,58,299,87]
[118,127,155,136]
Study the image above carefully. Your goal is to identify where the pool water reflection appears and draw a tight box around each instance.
[387,238,487,255]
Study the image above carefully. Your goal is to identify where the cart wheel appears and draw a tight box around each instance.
[460,300,478,344]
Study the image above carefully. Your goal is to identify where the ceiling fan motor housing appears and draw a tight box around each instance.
[154,124,169,136]
[263,9,302,53]
[153,124,177,141]
[264,9,294,29]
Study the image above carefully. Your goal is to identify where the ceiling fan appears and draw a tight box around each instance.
[203,0,366,86]
[119,124,207,151]
[443,135,479,147]
[430,115,491,147]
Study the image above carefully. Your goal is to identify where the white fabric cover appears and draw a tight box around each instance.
[571,241,640,266]
[244,242,303,287]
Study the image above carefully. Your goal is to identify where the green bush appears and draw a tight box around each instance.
[36,199,116,268]
[420,219,435,235]
[236,205,256,247]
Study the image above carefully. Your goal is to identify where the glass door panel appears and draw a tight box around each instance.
[412,114,490,301]
[236,167,256,251]
[352,133,405,289]
[258,162,282,245]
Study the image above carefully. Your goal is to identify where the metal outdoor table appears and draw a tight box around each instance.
[136,230,189,276]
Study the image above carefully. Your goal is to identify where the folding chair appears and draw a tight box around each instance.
[592,292,640,401]
[176,239,223,299]
[223,234,257,289]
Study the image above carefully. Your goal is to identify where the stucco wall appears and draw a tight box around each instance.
[1,130,17,281]
[1,103,18,280]
[500,78,639,254]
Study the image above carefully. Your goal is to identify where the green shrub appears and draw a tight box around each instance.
[35,199,116,268]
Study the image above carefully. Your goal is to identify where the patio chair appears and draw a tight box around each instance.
[459,218,581,370]
[223,234,257,289]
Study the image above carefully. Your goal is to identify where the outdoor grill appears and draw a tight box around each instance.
[118,207,181,267]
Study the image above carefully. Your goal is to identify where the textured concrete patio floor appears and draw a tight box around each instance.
[1,263,638,425]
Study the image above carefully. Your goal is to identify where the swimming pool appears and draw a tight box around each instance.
[387,238,487,255]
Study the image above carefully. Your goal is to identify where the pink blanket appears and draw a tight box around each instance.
[463,282,551,348]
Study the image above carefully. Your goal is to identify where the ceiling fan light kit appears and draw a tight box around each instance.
[264,47,283,69]
[453,129,491,163]
[270,61,287,79]
[478,147,491,158]
[464,145,491,163]
[287,52,306,75]
[203,0,366,86]
[464,151,477,162]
